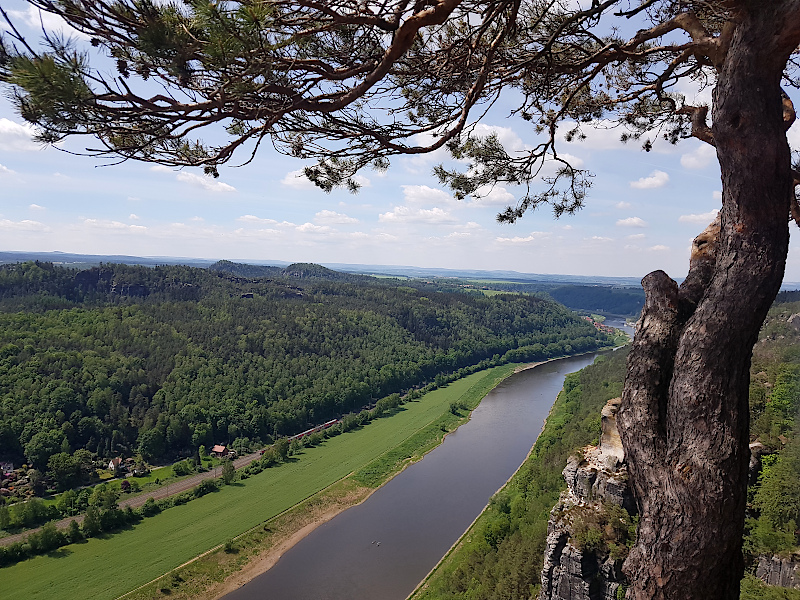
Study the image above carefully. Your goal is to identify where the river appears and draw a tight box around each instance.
[224,319,632,600]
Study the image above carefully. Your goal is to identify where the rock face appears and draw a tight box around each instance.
[539,398,633,600]
[599,398,624,465]
[756,555,800,588]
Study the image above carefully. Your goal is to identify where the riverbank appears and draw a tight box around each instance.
[123,354,593,600]
[113,363,522,600]
[409,349,629,600]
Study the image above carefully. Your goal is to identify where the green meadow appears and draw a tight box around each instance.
[3,364,516,600]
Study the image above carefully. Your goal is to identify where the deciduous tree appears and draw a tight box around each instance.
[220,458,235,485]
[3,2,800,598]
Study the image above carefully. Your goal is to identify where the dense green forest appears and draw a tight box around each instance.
[0,261,613,473]
[415,297,800,599]
[743,299,800,568]
[450,279,645,316]
[546,285,644,316]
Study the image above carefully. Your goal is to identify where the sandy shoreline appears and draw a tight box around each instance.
[208,489,372,599]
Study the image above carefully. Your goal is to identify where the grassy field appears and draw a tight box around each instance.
[2,364,516,600]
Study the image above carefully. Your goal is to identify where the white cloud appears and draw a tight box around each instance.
[558,120,624,150]
[630,170,669,189]
[343,231,371,240]
[7,6,89,40]
[675,79,713,109]
[554,152,585,169]
[712,190,722,201]
[404,132,455,172]
[402,185,453,206]
[470,185,515,206]
[237,215,296,228]
[471,124,528,154]
[678,209,719,224]
[680,144,716,170]
[0,219,49,232]
[296,222,334,234]
[352,174,372,188]
[0,164,16,176]
[232,227,283,238]
[626,233,646,240]
[238,214,277,225]
[315,210,359,225]
[29,203,45,211]
[0,119,40,152]
[616,217,648,228]
[130,214,140,220]
[190,216,204,222]
[590,236,614,242]
[83,218,147,233]
[175,171,235,192]
[789,120,800,152]
[281,169,318,190]
[151,165,236,192]
[535,153,586,179]
[496,231,549,244]
[379,206,457,224]
[615,201,631,209]
[649,245,670,251]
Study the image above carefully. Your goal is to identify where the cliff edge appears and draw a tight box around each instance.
[539,397,635,600]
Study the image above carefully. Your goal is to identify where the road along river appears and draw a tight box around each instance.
[224,348,614,600]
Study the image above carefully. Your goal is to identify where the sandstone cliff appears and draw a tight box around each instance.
[539,397,634,600]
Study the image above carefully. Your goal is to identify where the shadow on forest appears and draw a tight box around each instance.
[45,547,73,559]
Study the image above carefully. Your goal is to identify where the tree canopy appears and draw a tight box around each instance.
[0,261,609,471]
[1,1,796,215]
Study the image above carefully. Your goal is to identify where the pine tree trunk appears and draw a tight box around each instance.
[617,3,800,598]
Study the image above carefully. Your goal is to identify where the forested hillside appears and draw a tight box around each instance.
[743,299,800,579]
[547,285,644,316]
[0,261,612,471]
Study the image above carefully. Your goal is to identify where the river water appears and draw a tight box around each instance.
[225,320,632,600]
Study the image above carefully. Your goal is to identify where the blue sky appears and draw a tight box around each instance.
[2,2,800,281]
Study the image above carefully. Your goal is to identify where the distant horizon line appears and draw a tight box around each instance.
[3,249,800,289]
[0,249,647,284]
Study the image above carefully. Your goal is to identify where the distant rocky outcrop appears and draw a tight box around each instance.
[208,260,284,278]
[539,397,633,600]
[209,260,376,284]
[756,555,800,588]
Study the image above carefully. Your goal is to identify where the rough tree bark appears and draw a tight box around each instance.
[617,3,800,599]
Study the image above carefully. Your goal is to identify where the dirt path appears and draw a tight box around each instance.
[0,450,262,547]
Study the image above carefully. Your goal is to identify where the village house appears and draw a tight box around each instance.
[210,445,229,457]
